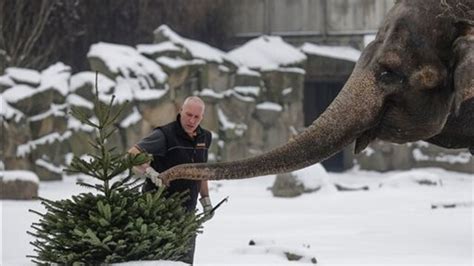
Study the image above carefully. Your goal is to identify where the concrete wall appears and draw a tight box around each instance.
[230,0,394,38]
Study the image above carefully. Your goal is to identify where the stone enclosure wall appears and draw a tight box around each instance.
[1,26,306,181]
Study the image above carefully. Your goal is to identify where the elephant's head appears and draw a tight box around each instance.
[160,0,474,183]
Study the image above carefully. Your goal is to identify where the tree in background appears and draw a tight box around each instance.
[0,0,82,69]
[1,0,232,71]
[28,87,203,264]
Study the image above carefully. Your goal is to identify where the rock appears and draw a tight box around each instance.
[260,68,305,103]
[271,173,304,198]
[3,85,54,116]
[28,105,68,139]
[0,171,39,200]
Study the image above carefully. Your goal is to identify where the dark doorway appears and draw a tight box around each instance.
[304,80,346,172]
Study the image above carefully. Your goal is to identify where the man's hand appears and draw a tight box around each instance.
[199,196,214,222]
[144,167,163,187]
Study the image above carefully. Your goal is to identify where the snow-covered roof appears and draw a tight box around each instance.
[155,25,234,65]
[87,42,168,86]
[227,35,307,71]
[300,43,361,62]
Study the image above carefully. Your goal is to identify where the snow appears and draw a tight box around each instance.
[35,158,63,174]
[155,25,233,65]
[228,36,307,71]
[16,131,72,157]
[2,85,37,103]
[67,94,94,110]
[70,71,115,94]
[364,34,376,47]
[1,167,473,265]
[197,88,225,99]
[28,103,67,122]
[87,42,168,87]
[217,107,248,137]
[40,62,71,96]
[292,163,330,191]
[256,102,283,112]
[5,67,41,85]
[157,57,205,70]
[1,170,40,183]
[120,107,142,128]
[300,43,361,62]
[136,42,184,55]
[237,66,261,77]
[233,86,261,97]
[413,148,472,164]
[0,94,24,122]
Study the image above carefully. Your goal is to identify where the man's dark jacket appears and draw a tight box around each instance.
[137,115,212,211]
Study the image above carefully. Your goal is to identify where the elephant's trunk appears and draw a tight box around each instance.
[161,70,383,181]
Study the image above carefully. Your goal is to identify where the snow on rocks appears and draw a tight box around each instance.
[228,35,307,71]
[87,42,168,90]
[0,170,39,200]
[300,42,361,62]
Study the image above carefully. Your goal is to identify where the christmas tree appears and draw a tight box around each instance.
[28,82,202,264]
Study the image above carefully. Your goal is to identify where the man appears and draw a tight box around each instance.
[128,96,213,264]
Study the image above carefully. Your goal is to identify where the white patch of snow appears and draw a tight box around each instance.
[256,102,282,112]
[0,94,24,122]
[35,158,63,174]
[413,148,471,164]
[217,107,247,137]
[17,131,72,157]
[87,42,167,87]
[155,25,233,65]
[1,170,39,183]
[67,94,94,110]
[233,86,260,97]
[281,87,292,96]
[300,42,361,62]
[28,103,67,122]
[0,74,15,87]
[364,34,376,47]
[2,85,37,103]
[228,35,307,70]
[292,163,333,192]
[362,146,375,157]
[198,88,225,99]
[5,67,41,85]
[40,62,71,96]
[70,71,115,94]
[136,41,183,55]
[237,66,261,77]
[156,56,205,69]
[120,107,142,128]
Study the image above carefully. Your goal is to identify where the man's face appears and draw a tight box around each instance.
[179,101,204,136]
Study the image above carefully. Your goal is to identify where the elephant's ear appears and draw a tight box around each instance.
[452,21,474,115]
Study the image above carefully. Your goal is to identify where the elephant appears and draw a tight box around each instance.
[159,0,474,184]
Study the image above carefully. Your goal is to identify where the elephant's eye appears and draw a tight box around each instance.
[379,69,405,85]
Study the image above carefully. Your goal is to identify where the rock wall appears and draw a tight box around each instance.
[1,26,306,181]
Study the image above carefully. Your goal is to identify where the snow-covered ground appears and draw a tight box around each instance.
[1,167,473,265]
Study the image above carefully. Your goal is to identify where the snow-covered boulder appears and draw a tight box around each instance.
[272,163,332,197]
[0,171,39,200]
[87,42,168,90]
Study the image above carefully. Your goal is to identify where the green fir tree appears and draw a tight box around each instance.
[28,82,202,264]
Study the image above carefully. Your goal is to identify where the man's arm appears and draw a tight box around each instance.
[200,180,210,198]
